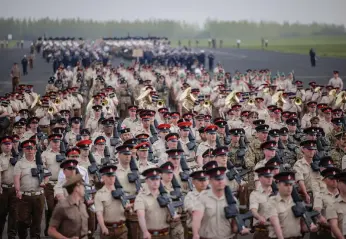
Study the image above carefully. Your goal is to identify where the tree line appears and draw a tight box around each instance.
[1,17,345,40]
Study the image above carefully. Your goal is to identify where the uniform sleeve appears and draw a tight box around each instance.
[196,144,206,157]
[13,162,22,176]
[249,191,259,210]
[192,196,205,213]
[94,192,104,213]
[57,169,65,182]
[49,202,64,228]
[264,198,278,218]
[134,194,146,211]
[293,162,304,182]
[325,204,338,220]
[184,193,194,212]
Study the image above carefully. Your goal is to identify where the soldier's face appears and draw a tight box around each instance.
[137,150,148,160]
[95,144,105,152]
[280,135,288,141]
[264,149,276,159]
[50,141,60,151]
[215,155,227,166]
[24,147,36,159]
[122,133,132,141]
[210,178,225,191]
[180,130,189,138]
[1,143,12,153]
[161,172,173,183]
[207,133,216,141]
[80,149,89,157]
[231,135,240,143]
[102,175,116,185]
[129,110,136,118]
[278,182,293,196]
[257,132,268,142]
[259,175,273,187]
[169,158,180,168]
[119,154,131,164]
[325,177,337,188]
[147,177,161,189]
[288,125,296,132]
[302,148,316,158]
[193,179,209,191]
[167,141,178,149]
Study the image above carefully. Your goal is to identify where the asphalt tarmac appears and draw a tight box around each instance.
[0,43,343,238]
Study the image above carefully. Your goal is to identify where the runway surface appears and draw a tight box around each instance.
[0,43,342,238]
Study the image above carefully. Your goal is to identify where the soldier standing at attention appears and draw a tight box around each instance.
[184,170,209,239]
[48,174,89,239]
[135,167,171,239]
[0,136,17,239]
[10,63,21,92]
[95,164,129,239]
[14,139,50,239]
[266,172,318,238]
[192,166,250,239]
[249,166,274,239]
[326,172,346,239]
[42,134,64,236]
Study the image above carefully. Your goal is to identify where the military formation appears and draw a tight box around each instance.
[0,35,346,239]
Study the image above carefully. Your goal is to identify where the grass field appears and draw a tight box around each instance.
[171,35,346,58]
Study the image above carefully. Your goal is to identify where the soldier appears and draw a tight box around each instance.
[0,136,17,239]
[118,80,133,119]
[313,166,340,239]
[245,124,269,189]
[330,131,346,169]
[152,124,170,160]
[10,63,21,92]
[76,140,92,170]
[92,136,107,164]
[184,170,209,239]
[14,139,50,239]
[319,107,333,135]
[192,166,250,239]
[159,162,184,239]
[95,164,129,239]
[328,118,344,146]
[48,174,89,238]
[85,105,103,135]
[177,121,197,169]
[169,112,181,133]
[328,70,343,89]
[326,171,346,238]
[249,166,274,239]
[135,167,171,239]
[121,105,141,133]
[133,113,152,137]
[64,117,82,148]
[42,134,64,236]
[268,107,285,130]
[266,172,318,238]
[293,140,322,204]
[196,125,218,166]
[21,117,40,141]
[286,117,301,145]
[135,142,156,173]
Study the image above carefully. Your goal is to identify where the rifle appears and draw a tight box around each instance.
[84,184,96,212]
[291,185,319,231]
[102,146,111,164]
[224,124,231,145]
[271,181,278,196]
[226,160,250,185]
[157,182,184,218]
[179,154,193,191]
[112,177,136,209]
[31,145,51,186]
[110,121,121,147]
[128,157,141,193]
[224,185,253,233]
[9,148,20,166]
[235,135,247,167]
[187,129,197,150]
[170,175,185,201]
[56,140,66,163]
[149,124,159,144]
[87,152,102,182]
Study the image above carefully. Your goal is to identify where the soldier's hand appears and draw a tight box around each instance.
[143,231,151,239]
[240,227,250,235]
[310,223,318,232]
[318,215,327,225]
[258,216,267,225]
[16,190,22,199]
[172,214,181,221]
[101,226,109,235]
[304,194,311,204]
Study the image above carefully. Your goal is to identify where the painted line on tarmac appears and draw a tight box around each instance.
[295,75,346,79]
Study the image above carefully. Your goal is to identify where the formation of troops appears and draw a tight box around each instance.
[1,35,346,239]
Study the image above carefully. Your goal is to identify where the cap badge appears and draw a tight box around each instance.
[216,170,221,175]
[273,162,277,166]
[175,152,178,156]
[311,143,314,146]
[126,147,129,151]
[168,165,171,170]
[267,169,270,173]
[288,175,291,180]
[109,168,114,172]
[201,173,204,177]
[69,162,73,166]
[333,171,336,175]
[212,164,216,168]
[221,149,224,153]
[153,170,157,175]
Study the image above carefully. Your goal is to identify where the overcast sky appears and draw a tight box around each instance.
[1,0,345,26]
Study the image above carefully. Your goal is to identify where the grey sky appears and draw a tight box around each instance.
[1,0,346,27]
